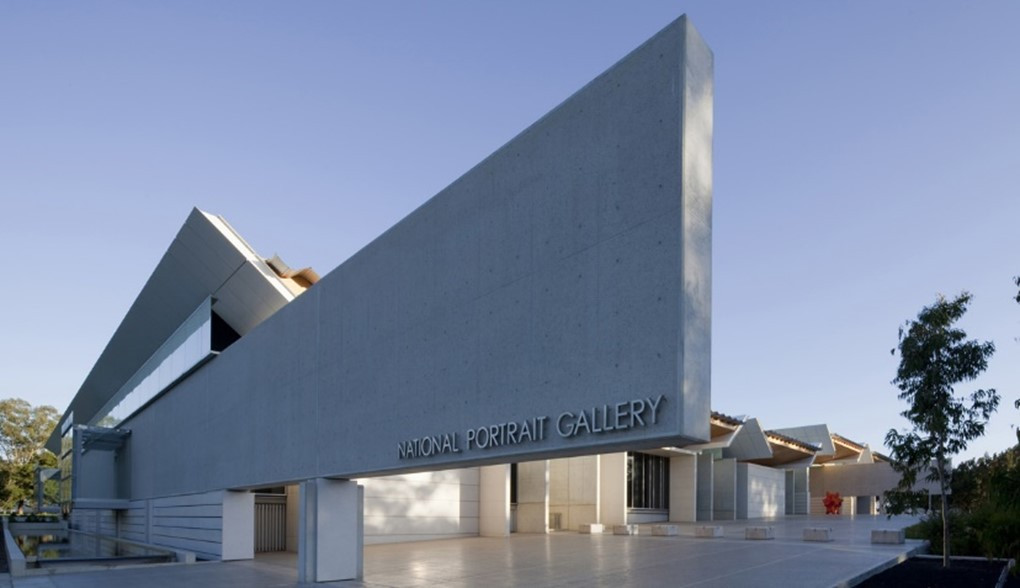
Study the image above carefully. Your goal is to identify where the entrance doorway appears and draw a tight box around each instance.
[253,489,287,553]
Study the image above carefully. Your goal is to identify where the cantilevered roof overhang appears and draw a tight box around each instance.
[749,430,821,468]
[770,424,836,458]
[815,433,878,465]
[46,208,310,454]
[684,412,772,461]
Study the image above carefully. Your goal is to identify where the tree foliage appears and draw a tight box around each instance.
[885,292,999,568]
[946,447,1020,566]
[0,398,59,510]
[1015,275,1020,443]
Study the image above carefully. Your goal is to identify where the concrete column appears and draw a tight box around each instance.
[221,490,254,561]
[800,468,811,515]
[515,460,549,533]
[712,458,737,520]
[599,453,627,526]
[736,463,748,520]
[793,468,810,515]
[669,454,697,522]
[145,499,153,544]
[696,452,713,521]
[298,479,364,583]
[479,464,511,537]
[549,456,600,530]
[567,455,600,529]
[285,484,300,552]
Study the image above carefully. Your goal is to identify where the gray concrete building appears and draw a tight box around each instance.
[43,16,919,583]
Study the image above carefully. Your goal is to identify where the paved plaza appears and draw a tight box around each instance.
[7,515,923,588]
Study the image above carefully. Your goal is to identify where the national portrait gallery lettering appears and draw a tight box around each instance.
[397,395,666,460]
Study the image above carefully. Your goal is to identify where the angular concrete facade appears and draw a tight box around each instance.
[59,16,713,500]
[49,16,715,582]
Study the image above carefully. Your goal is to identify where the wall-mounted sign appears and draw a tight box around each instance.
[398,395,666,460]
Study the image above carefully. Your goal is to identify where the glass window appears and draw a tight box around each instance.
[91,298,216,427]
[627,452,670,510]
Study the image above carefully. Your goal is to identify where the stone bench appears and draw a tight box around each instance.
[745,526,775,540]
[578,523,604,534]
[613,524,639,535]
[871,529,906,544]
[651,524,679,536]
[694,525,724,538]
[803,527,833,542]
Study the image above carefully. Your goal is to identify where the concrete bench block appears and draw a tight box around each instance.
[578,524,604,534]
[745,526,775,540]
[651,524,679,536]
[613,525,639,536]
[694,525,724,538]
[803,527,833,542]
[871,529,906,544]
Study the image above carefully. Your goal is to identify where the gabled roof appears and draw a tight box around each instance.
[711,411,743,428]
[46,208,313,453]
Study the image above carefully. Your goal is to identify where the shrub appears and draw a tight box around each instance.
[910,510,982,556]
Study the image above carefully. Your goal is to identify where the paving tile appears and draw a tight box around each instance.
[10,515,922,588]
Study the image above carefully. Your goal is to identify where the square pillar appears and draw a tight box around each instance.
[298,479,363,583]
[598,453,627,527]
[515,460,549,533]
[285,484,300,552]
[669,454,697,522]
[712,458,737,521]
[479,465,511,537]
[794,468,810,515]
[696,452,713,521]
[221,490,254,561]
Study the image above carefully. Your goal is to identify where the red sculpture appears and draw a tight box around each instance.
[823,491,843,515]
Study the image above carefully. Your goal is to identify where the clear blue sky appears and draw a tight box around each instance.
[2,1,1018,461]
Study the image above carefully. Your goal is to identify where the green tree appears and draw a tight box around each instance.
[885,292,999,568]
[0,398,59,510]
[1015,275,1019,443]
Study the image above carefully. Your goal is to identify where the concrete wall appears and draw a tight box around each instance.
[71,508,116,537]
[809,462,940,498]
[108,490,251,561]
[712,458,736,520]
[118,501,147,542]
[549,455,599,531]
[357,469,479,544]
[740,464,784,519]
[115,15,712,502]
[77,449,120,500]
